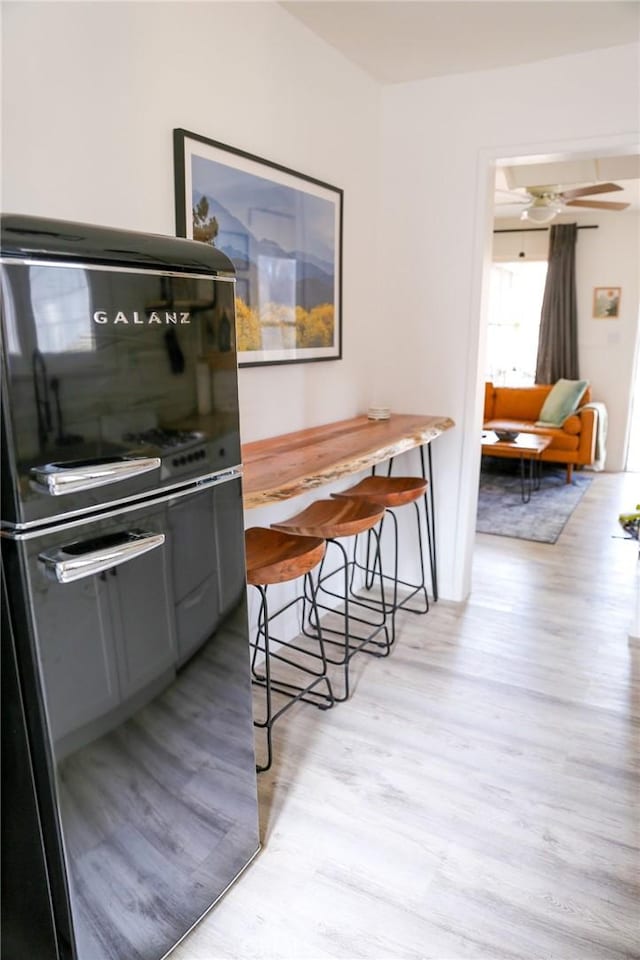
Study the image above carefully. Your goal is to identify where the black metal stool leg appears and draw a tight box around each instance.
[410,499,430,615]
[250,576,335,772]
[417,445,439,601]
[362,524,379,591]
[341,539,352,701]
[308,533,390,701]
[348,495,429,627]
[253,585,275,773]
[251,587,267,681]
[305,571,335,711]
[384,502,429,621]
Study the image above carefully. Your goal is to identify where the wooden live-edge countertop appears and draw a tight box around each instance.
[241,413,455,509]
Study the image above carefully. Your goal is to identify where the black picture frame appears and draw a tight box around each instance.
[174,128,343,367]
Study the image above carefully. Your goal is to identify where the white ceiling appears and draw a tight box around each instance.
[281,1,640,221]
[281,1,639,85]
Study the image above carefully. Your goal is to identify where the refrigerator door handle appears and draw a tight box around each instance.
[30,456,161,496]
[39,531,165,583]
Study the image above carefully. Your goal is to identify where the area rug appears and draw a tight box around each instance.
[476,464,592,544]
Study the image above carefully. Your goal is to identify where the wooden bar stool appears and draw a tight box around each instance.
[245,527,334,773]
[332,474,429,641]
[271,499,389,701]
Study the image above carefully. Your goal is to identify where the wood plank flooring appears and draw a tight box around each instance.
[56,608,260,960]
[172,471,640,960]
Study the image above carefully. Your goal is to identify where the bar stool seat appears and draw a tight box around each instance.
[272,497,386,540]
[272,498,389,701]
[332,475,430,637]
[245,527,334,773]
[246,527,326,586]
[332,475,427,508]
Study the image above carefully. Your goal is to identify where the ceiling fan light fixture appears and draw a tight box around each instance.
[520,199,563,224]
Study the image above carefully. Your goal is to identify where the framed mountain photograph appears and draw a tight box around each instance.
[174,129,343,367]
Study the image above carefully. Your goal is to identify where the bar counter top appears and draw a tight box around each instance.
[241,413,454,509]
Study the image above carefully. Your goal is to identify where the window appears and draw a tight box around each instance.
[486,261,547,386]
[30,265,93,354]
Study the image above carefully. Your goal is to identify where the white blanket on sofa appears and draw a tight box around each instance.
[582,402,608,471]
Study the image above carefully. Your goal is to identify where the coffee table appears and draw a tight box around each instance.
[481,431,552,503]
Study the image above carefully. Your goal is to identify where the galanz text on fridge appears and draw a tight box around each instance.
[93,310,191,324]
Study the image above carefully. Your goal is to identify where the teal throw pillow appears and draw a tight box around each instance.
[536,378,589,427]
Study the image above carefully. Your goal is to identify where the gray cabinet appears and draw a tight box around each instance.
[169,490,220,664]
[32,571,120,744]
[109,546,176,700]
[167,481,246,664]
[213,480,246,619]
[24,505,177,756]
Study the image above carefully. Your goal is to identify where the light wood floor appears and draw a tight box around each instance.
[172,472,640,960]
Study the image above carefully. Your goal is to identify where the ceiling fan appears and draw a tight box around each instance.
[510,182,630,223]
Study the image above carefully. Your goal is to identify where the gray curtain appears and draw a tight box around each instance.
[535,222,578,383]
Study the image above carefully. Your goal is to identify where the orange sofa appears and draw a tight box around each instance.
[483,382,597,483]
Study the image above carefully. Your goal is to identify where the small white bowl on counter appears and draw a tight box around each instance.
[367,406,391,421]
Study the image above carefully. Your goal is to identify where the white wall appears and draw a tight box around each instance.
[3,5,639,602]
[492,213,640,471]
[1,0,382,444]
[379,43,640,599]
[576,213,640,471]
[1,1,387,640]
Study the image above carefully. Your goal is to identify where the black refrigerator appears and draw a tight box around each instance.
[0,215,260,960]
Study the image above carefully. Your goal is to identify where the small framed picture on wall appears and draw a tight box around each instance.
[593,287,621,319]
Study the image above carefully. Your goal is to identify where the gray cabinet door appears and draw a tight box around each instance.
[168,492,217,603]
[26,549,120,745]
[24,504,177,753]
[109,532,177,700]
[169,489,220,663]
[213,479,246,620]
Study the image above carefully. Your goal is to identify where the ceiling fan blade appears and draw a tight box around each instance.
[560,182,622,201]
[564,199,630,210]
